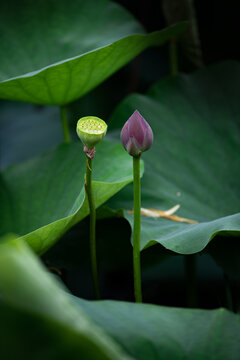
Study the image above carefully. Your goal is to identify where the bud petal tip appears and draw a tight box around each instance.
[120,110,153,157]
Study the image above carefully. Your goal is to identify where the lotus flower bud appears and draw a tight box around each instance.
[120,110,153,157]
[76,116,107,159]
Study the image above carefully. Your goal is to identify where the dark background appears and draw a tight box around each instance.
[118,0,240,64]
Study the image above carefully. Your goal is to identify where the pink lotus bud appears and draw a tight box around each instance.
[120,110,153,157]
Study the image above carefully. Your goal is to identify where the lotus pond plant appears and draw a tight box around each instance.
[0,0,240,359]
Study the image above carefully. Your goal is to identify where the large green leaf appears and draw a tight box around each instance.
[0,0,187,105]
[76,298,240,360]
[0,235,131,360]
[107,61,240,253]
[1,235,239,360]
[0,141,143,255]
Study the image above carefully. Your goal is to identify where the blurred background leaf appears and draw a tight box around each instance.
[0,0,187,105]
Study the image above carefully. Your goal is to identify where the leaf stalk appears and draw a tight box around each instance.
[60,105,71,143]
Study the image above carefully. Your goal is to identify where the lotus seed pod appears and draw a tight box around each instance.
[76,116,107,149]
[120,110,153,157]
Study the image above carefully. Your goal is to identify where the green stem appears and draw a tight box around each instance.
[169,38,178,76]
[133,156,142,303]
[184,254,198,307]
[85,156,100,299]
[60,105,71,143]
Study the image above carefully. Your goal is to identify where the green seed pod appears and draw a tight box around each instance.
[76,116,107,149]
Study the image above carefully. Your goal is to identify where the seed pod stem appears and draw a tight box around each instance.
[85,156,100,300]
[76,116,107,299]
[133,156,142,303]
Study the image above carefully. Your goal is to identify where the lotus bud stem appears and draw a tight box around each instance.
[121,110,153,303]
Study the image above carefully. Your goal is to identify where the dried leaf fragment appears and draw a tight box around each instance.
[129,205,198,224]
